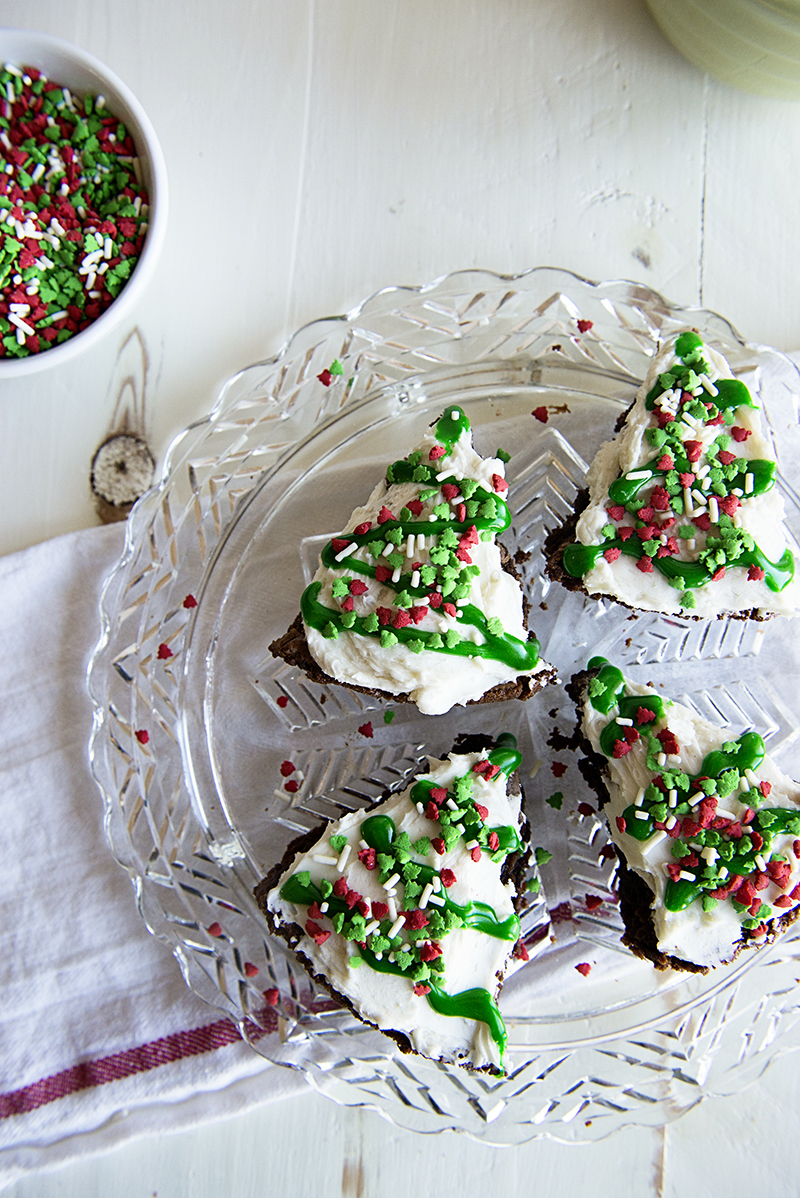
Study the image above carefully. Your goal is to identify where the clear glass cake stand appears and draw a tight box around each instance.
[88,267,800,1143]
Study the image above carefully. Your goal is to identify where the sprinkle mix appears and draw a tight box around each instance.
[563,332,794,606]
[0,62,150,359]
[589,659,800,938]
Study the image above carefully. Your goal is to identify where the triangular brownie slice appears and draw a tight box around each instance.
[270,405,555,715]
[571,658,800,972]
[547,331,798,619]
[255,733,534,1074]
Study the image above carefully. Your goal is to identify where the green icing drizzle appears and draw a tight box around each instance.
[563,332,794,598]
[302,582,541,671]
[278,741,525,1063]
[436,404,471,447]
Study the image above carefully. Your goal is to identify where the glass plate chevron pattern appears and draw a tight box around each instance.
[88,268,800,1143]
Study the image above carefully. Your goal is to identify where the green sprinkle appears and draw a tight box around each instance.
[329,834,347,853]
[534,847,553,866]
[380,630,398,648]
[323,621,339,640]
[546,792,563,810]
[383,710,395,724]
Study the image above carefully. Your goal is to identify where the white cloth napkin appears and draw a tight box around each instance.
[0,525,306,1191]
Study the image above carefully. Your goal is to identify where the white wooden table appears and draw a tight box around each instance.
[3,2,800,1193]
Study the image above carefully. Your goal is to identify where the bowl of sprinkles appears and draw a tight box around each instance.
[0,28,168,376]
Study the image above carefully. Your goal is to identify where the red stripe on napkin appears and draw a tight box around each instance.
[0,1015,271,1120]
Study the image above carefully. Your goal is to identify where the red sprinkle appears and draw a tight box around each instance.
[354,521,372,535]
[531,406,549,423]
[612,740,632,758]
[651,485,670,512]
[392,609,411,628]
[413,983,431,996]
[748,565,766,582]
[333,877,348,897]
[405,909,429,931]
[731,426,752,442]
[277,696,289,708]
[340,596,355,612]
[606,504,626,522]
[406,500,423,517]
[207,922,222,938]
[474,802,489,821]
[657,728,680,755]
[157,642,173,660]
[358,847,377,870]
[683,440,703,463]
[432,837,446,855]
[711,566,726,583]
[284,780,299,793]
[372,901,389,920]
[375,566,392,583]
[307,901,322,920]
[604,547,622,562]
[377,506,395,524]
[717,450,737,466]
[575,962,592,977]
[263,988,279,1006]
[760,780,772,797]
[349,579,368,595]
[792,840,800,860]
[280,760,295,776]
[656,454,674,471]
[551,761,567,777]
[331,538,351,553]
[377,607,393,625]
[491,473,508,493]
[513,939,530,961]
[429,445,446,460]
[585,894,603,911]
[183,594,197,608]
[441,483,460,501]
[135,729,149,745]
[577,319,593,333]
[488,831,499,851]
[578,802,595,816]
[637,506,654,523]
[636,706,656,725]
[636,556,654,573]
[358,721,374,738]
[305,920,330,945]
[410,605,428,624]
[471,846,482,862]
[441,868,456,887]
[442,602,458,618]
[317,369,333,386]
[420,941,443,962]
[618,526,634,541]
[430,787,447,803]
[693,512,712,532]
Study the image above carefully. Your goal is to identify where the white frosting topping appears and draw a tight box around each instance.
[581,673,800,968]
[267,750,525,1071]
[574,336,800,618]
[304,417,550,715]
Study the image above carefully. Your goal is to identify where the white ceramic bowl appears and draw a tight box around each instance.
[0,28,168,377]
